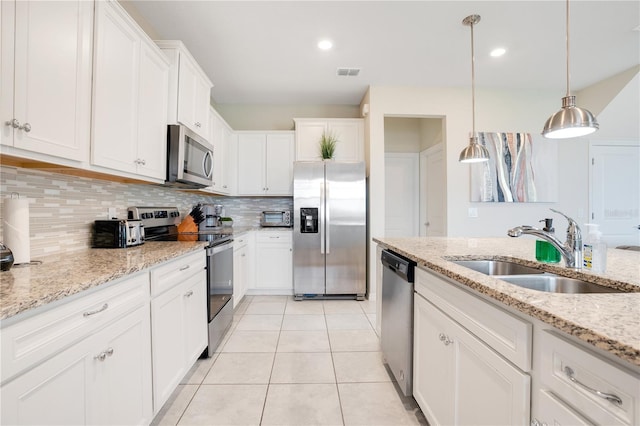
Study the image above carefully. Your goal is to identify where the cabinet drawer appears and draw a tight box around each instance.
[539,330,639,425]
[415,267,532,371]
[1,272,149,384]
[536,390,593,426]
[256,231,292,243]
[150,250,206,297]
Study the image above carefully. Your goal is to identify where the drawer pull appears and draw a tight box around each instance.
[179,265,190,271]
[184,290,194,297]
[563,366,623,406]
[94,347,114,362]
[83,303,108,317]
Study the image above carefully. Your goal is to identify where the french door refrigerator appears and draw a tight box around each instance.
[293,161,366,300]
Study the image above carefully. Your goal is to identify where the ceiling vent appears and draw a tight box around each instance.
[337,68,360,77]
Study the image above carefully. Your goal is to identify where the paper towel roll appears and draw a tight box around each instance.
[3,197,30,264]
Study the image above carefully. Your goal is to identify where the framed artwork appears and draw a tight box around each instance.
[470,132,558,202]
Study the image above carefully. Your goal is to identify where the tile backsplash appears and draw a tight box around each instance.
[1,166,292,259]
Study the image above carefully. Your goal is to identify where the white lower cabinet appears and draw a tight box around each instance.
[0,273,152,426]
[533,390,593,426]
[250,231,292,294]
[233,232,252,307]
[150,250,207,413]
[413,267,531,426]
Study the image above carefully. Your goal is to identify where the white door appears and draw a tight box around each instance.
[265,133,294,195]
[421,144,446,236]
[590,142,640,247]
[11,0,92,161]
[237,133,267,195]
[385,153,419,236]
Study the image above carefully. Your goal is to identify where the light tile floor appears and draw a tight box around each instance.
[152,296,427,426]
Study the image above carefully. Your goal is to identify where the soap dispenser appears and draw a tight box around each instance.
[536,218,561,263]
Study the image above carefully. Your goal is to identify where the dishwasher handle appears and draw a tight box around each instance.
[381,250,415,282]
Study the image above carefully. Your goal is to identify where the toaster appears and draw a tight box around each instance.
[93,220,145,248]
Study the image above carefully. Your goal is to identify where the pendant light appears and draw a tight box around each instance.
[542,0,598,138]
[459,14,490,163]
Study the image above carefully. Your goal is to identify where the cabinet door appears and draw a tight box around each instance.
[329,120,364,162]
[255,240,292,290]
[295,121,327,161]
[91,0,139,173]
[265,133,294,195]
[455,312,531,426]
[136,40,169,180]
[1,336,92,425]
[182,272,208,368]
[176,52,197,132]
[221,124,233,192]
[10,0,92,161]
[413,294,455,426]
[237,133,266,195]
[151,285,185,412]
[233,240,249,307]
[0,1,14,147]
[90,305,153,426]
[535,390,593,426]
[193,73,211,139]
[210,110,228,193]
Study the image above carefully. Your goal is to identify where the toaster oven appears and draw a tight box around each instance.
[93,220,145,248]
[260,211,292,227]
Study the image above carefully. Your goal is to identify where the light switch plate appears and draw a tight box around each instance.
[468,207,478,218]
[108,207,117,219]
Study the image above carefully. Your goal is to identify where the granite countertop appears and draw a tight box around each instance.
[373,237,640,369]
[0,241,208,323]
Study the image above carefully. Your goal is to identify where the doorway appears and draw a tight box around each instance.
[384,116,446,237]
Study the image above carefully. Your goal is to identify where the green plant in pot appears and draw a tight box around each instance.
[220,217,233,228]
[319,130,338,160]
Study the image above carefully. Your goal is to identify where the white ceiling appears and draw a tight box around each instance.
[128,1,640,105]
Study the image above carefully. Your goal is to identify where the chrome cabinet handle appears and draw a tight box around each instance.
[19,122,31,132]
[269,236,280,239]
[179,265,190,271]
[195,122,201,128]
[94,347,114,361]
[563,366,622,406]
[438,333,453,346]
[184,290,194,297]
[530,419,547,426]
[5,119,20,128]
[83,303,108,317]
[223,185,227,188]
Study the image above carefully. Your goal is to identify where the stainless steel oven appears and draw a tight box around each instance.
[206,239,234,356]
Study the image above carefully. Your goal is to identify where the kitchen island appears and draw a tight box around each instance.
[373,237,639,368]
[375,236,639,426]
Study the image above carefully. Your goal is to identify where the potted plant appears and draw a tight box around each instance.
[319,130,338,160]
[219,217,233,228]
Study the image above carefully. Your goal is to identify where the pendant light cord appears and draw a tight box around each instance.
[565,0,571,97]
[470,20,476,137]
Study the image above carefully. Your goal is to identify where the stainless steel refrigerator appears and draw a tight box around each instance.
[293,161,366,300]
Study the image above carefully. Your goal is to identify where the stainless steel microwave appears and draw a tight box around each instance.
[165,124,213,188]
[261,211,292,227]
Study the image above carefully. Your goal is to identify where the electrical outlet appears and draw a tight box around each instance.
[108,207,117,219]
[468,207,478,218]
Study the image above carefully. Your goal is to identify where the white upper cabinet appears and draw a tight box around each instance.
[294,118,364,162]
[207,107,232,194]
[237,131,295,196]
[0,0,93,162]
[91,0,169,182]
[156,40,212,141]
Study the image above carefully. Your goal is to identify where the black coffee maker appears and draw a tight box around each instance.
[1,243,14,271]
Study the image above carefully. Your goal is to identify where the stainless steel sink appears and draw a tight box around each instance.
[451,260,544,276]
[496,275,623,294]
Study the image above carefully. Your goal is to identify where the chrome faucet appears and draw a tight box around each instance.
[508,209,583,269]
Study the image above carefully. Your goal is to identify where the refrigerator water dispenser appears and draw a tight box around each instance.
[300,208,318,233]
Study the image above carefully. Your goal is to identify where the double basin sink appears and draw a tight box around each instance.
[451,259,625,294]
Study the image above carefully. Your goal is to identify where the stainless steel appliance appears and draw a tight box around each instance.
[381,249,416,397]
[199,204,224,231]
[293,161,366,300]
[93,219,145,248]
[261,211,292,228]
[165,124,214,188]
[128,206,233,356]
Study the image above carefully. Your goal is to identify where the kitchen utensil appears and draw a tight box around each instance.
[189,204,205,224]
[177,215,198,234]
[1,242,15,271]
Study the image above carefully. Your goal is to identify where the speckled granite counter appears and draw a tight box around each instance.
[373,237,640,368]
[0,241,208,323]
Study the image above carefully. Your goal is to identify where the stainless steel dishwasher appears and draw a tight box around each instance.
[381,249,416,397]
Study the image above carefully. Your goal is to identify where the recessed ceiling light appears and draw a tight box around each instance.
[318,40,333,50]
[490,47,506,57]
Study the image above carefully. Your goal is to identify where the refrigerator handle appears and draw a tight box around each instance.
[325,182,330,254]
[320,182,325,254]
